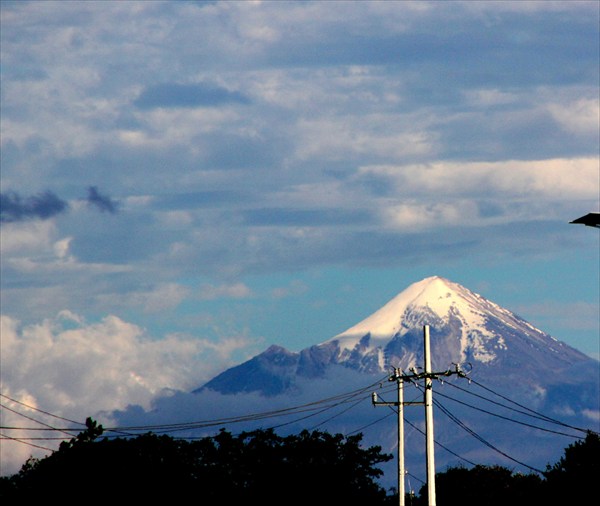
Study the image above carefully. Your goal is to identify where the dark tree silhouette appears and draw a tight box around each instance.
[0,423,392,505]
[412,464,543,506]
[3,420,597,505]
[409,431,599,506]
[543,431,600,505]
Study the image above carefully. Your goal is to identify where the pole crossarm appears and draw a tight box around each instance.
[393,362,472,384]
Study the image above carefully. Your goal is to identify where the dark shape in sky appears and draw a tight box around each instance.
[0,190,69,223]
[570,213,600,228]
[134,82,250,109]
[86,186,118,214]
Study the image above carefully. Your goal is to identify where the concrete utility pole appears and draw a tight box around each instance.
[372,325,470,506]
[397,375,405,505]
[373,369,408,506]
[423,325,436,506]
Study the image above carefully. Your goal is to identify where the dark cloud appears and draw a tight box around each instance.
[0,187,120,224]
[0,190,69,223]
[134,82,250,109]
[86,186,119,214]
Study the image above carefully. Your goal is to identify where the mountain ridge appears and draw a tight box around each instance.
[197,276,592,396]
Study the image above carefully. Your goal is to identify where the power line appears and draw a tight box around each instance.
[347,411,396,436]
[0,393,85,427]
[432,389,584,439]
[373,390,478,468]
[307,396,368,431]
[402,416,477,467]
[468,378,596,435]
[0,401,79,439]
[0,376,389,436]
[433,397,544,474]
[2,369,594,479]
[0,431,55,452]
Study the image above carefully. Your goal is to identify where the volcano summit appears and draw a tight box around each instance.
[198,276,592,396]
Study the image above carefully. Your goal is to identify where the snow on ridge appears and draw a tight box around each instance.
[324,275,547,366]
[330,276,492,350]
[331,276,446,344]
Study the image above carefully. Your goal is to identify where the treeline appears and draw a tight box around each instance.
[1,418,598,505]
[412,431,599,506]
[0,418,393,504]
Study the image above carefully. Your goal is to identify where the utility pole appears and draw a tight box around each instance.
[372,325,470,506]
[423,324,436,506]
[372,369,408,506]
[397,374,405,505]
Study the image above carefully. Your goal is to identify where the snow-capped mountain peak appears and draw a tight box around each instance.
[199,276,591,395]
[330,276,492,357]
[331,276,465,346]
[324,276,580,372]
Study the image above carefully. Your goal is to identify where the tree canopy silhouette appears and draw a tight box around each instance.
[410,431,599,506]
[2,422,597,505]
[0,423,392,504]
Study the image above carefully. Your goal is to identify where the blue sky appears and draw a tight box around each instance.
[1,0,599,473]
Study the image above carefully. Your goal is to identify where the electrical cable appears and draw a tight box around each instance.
[307,396,368,431]
[443,379,597,436]
[432,389,584,439]
[1,375,390,436]
[346,411,395,436]
[402,416,477,467]
[432,397,544,474]
[0,393,85,426]
[468,378,596,435]
[0,401,79,438]
[371,390,478,467]
[0,394,135,439]
[0,431,55,452]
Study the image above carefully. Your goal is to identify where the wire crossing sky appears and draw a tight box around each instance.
[1,375,594,477]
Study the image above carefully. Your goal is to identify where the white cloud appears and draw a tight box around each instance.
[381,199,482,231]
[0,220,56,255]
[0,218,129,276]
[359,157,599,201]
[582,409,600,423]
[0,312,257,475]
[358,157,599,231]
[547,98,600,136]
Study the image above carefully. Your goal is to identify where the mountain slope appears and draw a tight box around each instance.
[198,276,591,396]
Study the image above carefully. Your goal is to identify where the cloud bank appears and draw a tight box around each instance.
[0,311,260,475]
